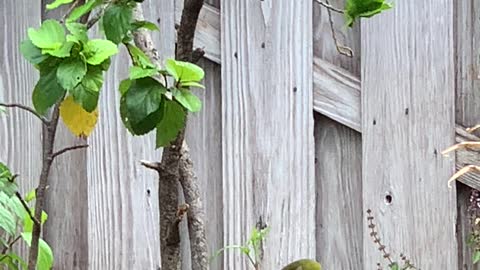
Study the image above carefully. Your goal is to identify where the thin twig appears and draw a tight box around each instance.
[314,0,345,14]
[1,235,22,254]
[60,0,81,23]
[16,192,40,225]
[324,0,353,57]
[52,144,89,159]
[86,2,111,29]
[0,103,48,125]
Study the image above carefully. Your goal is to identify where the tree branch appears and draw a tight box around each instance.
[52,144,89,159]
[313,0,345,14]
[323,0,353,57]
[0,103,48,125]
[27,101,61,270]
[16,191,40,225]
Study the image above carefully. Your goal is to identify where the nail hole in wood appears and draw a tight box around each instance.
[234,52,238,58]
[405,108,409,115]
[385,194,393,205]
[373,119,377,125]
[433,149,438,155]
[293,87,298,92]
[261,42,265,48]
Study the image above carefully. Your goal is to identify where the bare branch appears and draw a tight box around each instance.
[324,0,353,57]
[191,48,206,64]
[0,103,48,125]
[314,0,345,14]
[52,144,89,159]
[16,191,40,225]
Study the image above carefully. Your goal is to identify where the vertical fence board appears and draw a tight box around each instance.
[362,1,457,269]
[312,1,363,269]
[185,59,223,270]
[455,0,480,269]
[87,1,174,268]
[0,0,42,259]
[221,0,315,269]
[39,4,90,269]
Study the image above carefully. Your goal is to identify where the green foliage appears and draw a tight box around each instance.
[281,259,321,270]
[28,20,65,51]
[155,100,185,147]
[46,0,74,10]
[57,57,87,90]
[212,226,269,269]
[345,0,392,27]
[32,59,66,115]
[165,59,205,86]
[83,39,118,65]
[0,163,53,270]
[131,21,159,31]
[103,3,134,44]
[67,0,102,22]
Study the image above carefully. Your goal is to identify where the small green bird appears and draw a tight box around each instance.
[281,259,322,270]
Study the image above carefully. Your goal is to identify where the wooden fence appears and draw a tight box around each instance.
[1,0,479,269]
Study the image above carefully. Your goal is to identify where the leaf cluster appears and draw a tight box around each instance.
[345,0,392,27]
[0,163,52,270]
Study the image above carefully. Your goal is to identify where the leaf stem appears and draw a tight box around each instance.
[52,144,89,159]
[314,0,345,14]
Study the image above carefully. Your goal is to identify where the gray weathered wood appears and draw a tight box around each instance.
[312,1,363,269]
[362,1,457,269]
[185,58,223,270]
[87,1,175,268]
[314,114,362,269]
[455,0,480,268]
[0,0,42,259]
[40,4,89,269]
[221,0,315,269]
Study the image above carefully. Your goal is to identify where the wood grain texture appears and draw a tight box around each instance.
[221,1,315,269]
[185,59,223,270]
[314,114,362,269]
[362,1,457,269]
[0,0,42,259]
[312,1,363,269]
[87,1,175,268]
[455,0,480,268]
[40,4,90,269]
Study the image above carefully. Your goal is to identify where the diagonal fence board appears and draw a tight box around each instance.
[221,0,315,269]
[361,1,457,269]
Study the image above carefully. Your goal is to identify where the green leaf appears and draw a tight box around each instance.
[28,19,65,50]
[389,262,400,270]
[20,40,49,64]
[67,0,102,22]
[103,4,133,44]
[122,77,166,135]
[24,210,48,233]
[43,41,74,58]
[66,22,88,44]
[71,67,103,112]
[181,81,205,89]
[129,66,159,80]
[474,250,480,264]
[119,79,132,96]
[25,189,36,203]
[46,0,73,10]
[165,59,204,83]
[345,0,392,27]
[21,233,54,270]
[1,253,27,270]
[126,44,156,68]
[0,204,16,235]
[83,39,118,65]
[131,20,159,31]
[175,89,202,112]
[32,60,66,115]
[156,100,185,148]
[57,57,87,90]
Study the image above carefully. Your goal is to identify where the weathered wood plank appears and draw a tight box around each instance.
[455,0,480,268]
[313,57,361,132]
[362,1,457,269]
[87,1,175,268]
[185,58,223,270]
[221,0,315,269]
[0,0,42,259]
[312,1,363,269]
[40,4,90,269]
[314,114,362,269]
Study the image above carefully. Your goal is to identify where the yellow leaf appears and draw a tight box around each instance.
[59,96,98,137]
